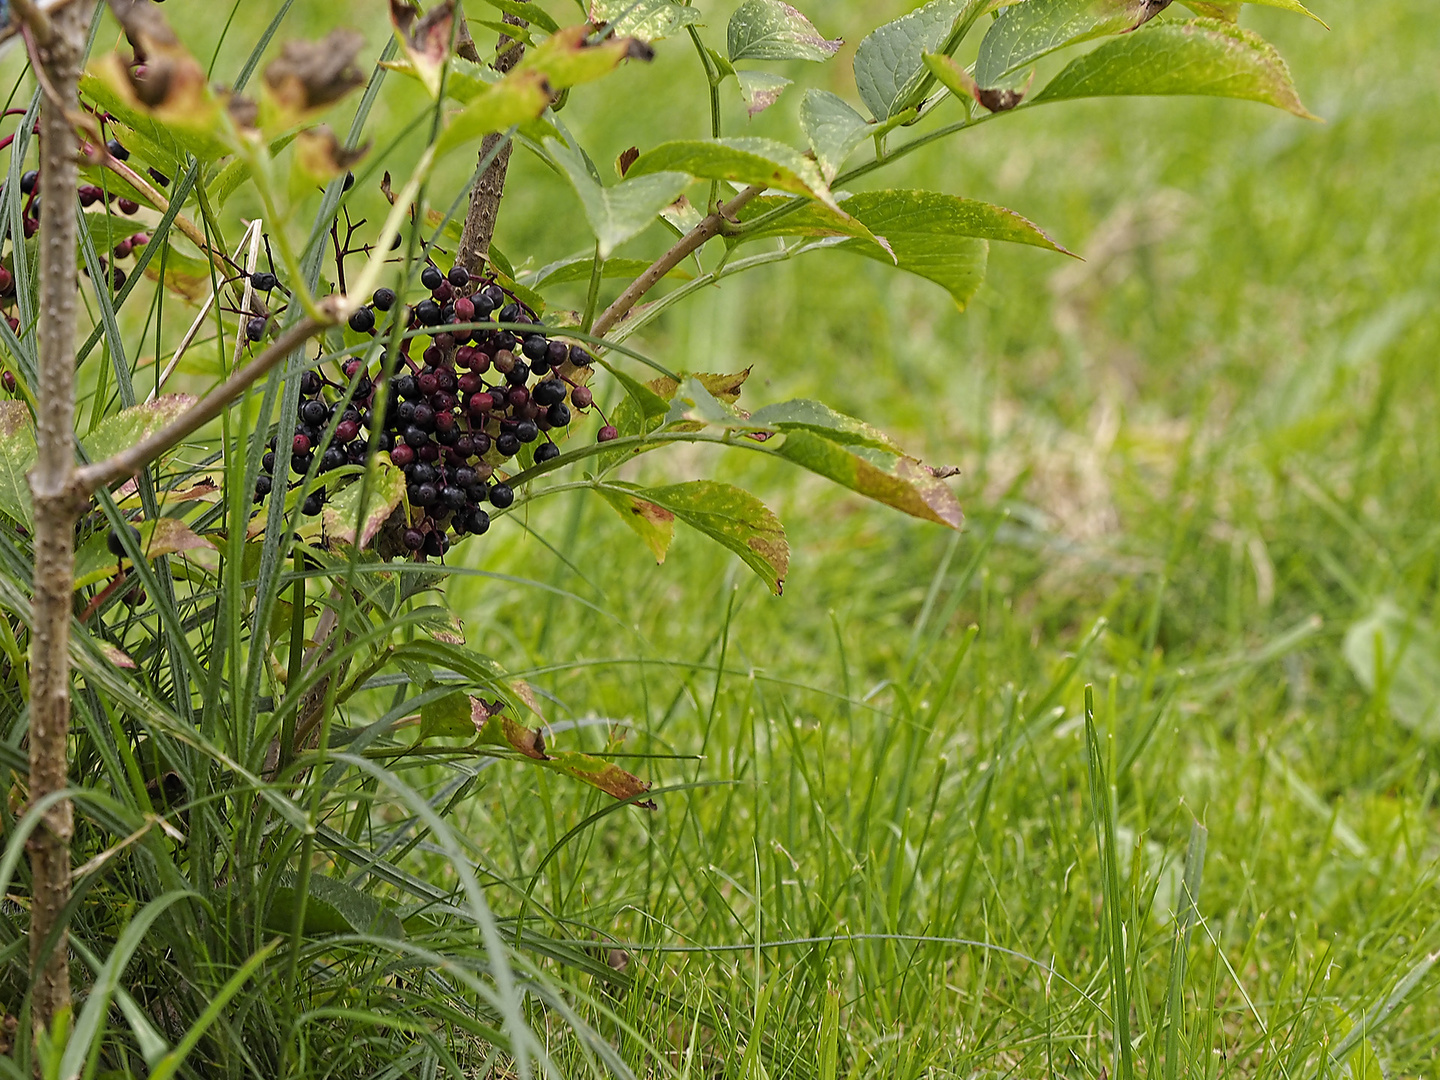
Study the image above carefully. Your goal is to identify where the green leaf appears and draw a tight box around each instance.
[626,137,840,212]
[266,874,405,939]
[0,401,36,527]
[79,72,231,169]
[75,518,216,591]
[748,398,902,451]
[736,71,794,117]
[799,90,871,182]
[852,0,994,120]
[525,254,692,289]
[975,0,1171,87]
[771,430,964,529]
[547,140,690,258]
[594,485,676,563]
[420,689,474,738]
[480,0,561,34]
[1034,19,1318,119]
[1184,0,1326,26]
[82,395,197,463]
[587,0,700,41]
[1344,601,1440,742]
[321,459,408,550]
[615,480,789,595]
[727,0,842,63]
[435,70,554,159]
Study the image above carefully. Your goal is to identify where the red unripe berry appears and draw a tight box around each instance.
[117,198,139,215]
[417,372,439,397]
[5,317,18,334]
[342,359,364,379]
[78,185,103,207]
[597,425,618,443]
[571,385,593,409]
[113,239,133,260]
[131,232,149,247]
[418,443,440,462]
[0,267,13,294]
[292,434,311,454]
[389,444,415,466]
[453,297,475,323]
[22,218,37,238]
[434,332,456,353]
[432,281,453,304]
[423,345,442,367]
[507,387,529,410]
[1,371,15,393]
[469,391,494,414]
[467,349,490,374]
[335,420,359,443]
[434,411,456,435]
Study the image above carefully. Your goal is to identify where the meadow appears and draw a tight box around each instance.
[6,0,1440,1075]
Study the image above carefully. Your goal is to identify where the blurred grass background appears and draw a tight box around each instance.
[36,0,1440,1072]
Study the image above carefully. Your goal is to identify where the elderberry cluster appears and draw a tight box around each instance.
[254,366,375,519]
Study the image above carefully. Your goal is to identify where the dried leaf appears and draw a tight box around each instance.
[295,127,371,182]
[616,145,640,178]
[263,29,366,118]
[389,0,463,96]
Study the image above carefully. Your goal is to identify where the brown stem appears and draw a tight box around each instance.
[73,313,332,495]
[455,15,526,276]
[24,0,87,1037]
[591,185,764,338]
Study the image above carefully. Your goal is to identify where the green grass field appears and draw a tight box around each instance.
[10,0,1440,1074]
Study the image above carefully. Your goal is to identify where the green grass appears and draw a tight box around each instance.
[5,0,1440,1075]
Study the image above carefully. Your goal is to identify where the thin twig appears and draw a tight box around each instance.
[591,185,764,338]
[455,14,526,275]
[74,312,334,494]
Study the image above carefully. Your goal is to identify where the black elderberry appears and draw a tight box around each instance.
[515,420,539,444]
[441,486,467,510]
[415,299,442,326]
[19,170,37,195]
[496,433,520,457]
[254,475,273,501]
[412,464,438,486]
[292,452,313,474]
[569,345,593,367]
[397,401,417,426]
[482,284,505,308]
[348,306,376,333]
[505,360,530,386]
[301,399,327,426]
[107,523,140,557]
[412,403,435,430]
[117,198,140,215]
[347,442,367,464]
[546,339,569,368]
[404,426,429,449]
[262,451,276,472]
[372,287,396,311]
[414,482,438,507]
[454,466,477,489]
[322,448,346,471]
[489,483,514,509]
[421,265,444,291]
[106,138,129,161]
[447,265,470,288]
[529,356,551,378]
[522,335,548,362]
[533,379,566,407]
[300,371,322,396]
[403,528,425,551]
[247,271,276,293]
[423,530,445,557]
[246,317,266,342]
[148,168,170,187]
[498,303,521,324]
[440,303,456,325]
[535,442,560,464]
[547,402,571,427]
[377,431,395,452]
[396,374,420,401]
[302,491,325,515]
[468,508,491,535]
[343,171,356,191]
[471,432,492,455]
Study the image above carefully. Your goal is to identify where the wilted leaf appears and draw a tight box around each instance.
[91,1,222,138]
[626,136,840,212]
[588,0,700,42]
[322,460,408,550]
[293,127,370,184]
[75,517,217,590]
[263,29,366,120]
[727,0,841,63]
[1034,19,1318,119]
[82,395,197,464]
[771,430,964,529]
[517,24,654,90]
[647,369,751,405]
[594,485,676,562]
[0,400,36,527]
[547,139,690,258]
[736,71,793,117]
[389,0,465,97]
[622,480,789,595]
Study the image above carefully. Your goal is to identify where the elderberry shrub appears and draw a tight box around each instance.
[252,265,604,560]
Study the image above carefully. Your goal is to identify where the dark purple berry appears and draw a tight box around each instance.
[489,483,514,509]
[20,170,38,195]
[569,345,593,367]
[372,287,396,311]
[533,379,566,407]
[415,299,442,326]
[496,433,520,457]
[251,271,278,292]
[105,138,129,161]
[522,335,548,362]
[421,265,444,291]
[349,306,376,333]
[107,523,140,557]
[403,528,425,550]
[246,317,266,342]
[546,403,571,427]
[535,442,560,464]
[597,425,618,443]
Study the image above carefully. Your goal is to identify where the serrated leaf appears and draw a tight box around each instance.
[266,873,405,939]
[621,480,789,595]
[435,69,553,158]
[737,71,793,117]
[547,139,690,257]
[799,90,870,182]
[663,376,747,428]
[727,0,842,63]
[82,395,197,464]
[748,398,901,451]
[647,369,751,405]
[321,460,408,550]
[771,430,964,529]
[975,0,1172,87]
[594,486,676,562]
[626,136,840,212]
[0,400,36,527]
[75,518,216,591]
[852,0,995,120]
[588,0,700,41]
[516,24,654,90]
[1035,19,1317,118]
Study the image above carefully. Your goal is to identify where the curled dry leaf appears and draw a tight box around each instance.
[616,146,640,178]
[389,0,478,93]
[97,0,214,127]
[264,29,366,117]
[296,126,371,182]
